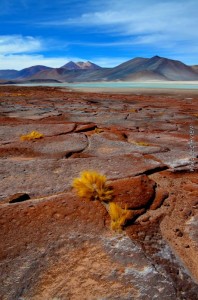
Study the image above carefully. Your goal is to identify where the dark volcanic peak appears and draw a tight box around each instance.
[77,61,102,70]
[61,61,101,70]
[61,61,80,70]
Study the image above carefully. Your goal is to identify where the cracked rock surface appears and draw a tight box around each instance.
[0,86,198,299]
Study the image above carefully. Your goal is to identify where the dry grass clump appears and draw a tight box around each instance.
[129,108,137,113]
[133,141,150,147]
[20,130,44,141]
[108,202,133,232]
[94,128,103,134]
[73,170,134,232]
[72,170,113,202]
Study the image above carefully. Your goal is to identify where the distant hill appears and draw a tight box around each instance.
[0,65,52,80]
[0,69,19,79]
[16,65,53,79]
[101,56,198,81]
[0,57,198,82]
[122,70,168,81]
[143,56,198,81]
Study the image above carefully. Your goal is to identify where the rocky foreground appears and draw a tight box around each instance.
[0,86,198,300]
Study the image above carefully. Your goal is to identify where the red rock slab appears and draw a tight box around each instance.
[83,133,165,157]
[1,193,31,204]
[69,110,129,125]
[30,133,88,157]
[110,175,156,209]
[125,114,178,131]
[150,187,169,210]
[75,123,96,132]
[0,123,76,143]
[149,170,198,283]
[185,215,198,247]
[127,131,189,151]
[0,154,165,201]
[6,108,61,120]
[0,133,88,159]
[0,193,176,300]
[151,150,198,169]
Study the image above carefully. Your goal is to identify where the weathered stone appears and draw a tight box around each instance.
[0,123,76,143]
[30,133,88,157]
[83,133,165,156]
[111,175,156,209]
[1,86,198,299]
[150,170,198,284]
[1,193,30,205]
[150,187,169,210]
[0,155,164,201]
[0,193,176,300]
[152,150,198,169]
[75,123,96,132]
[0,133,88,158]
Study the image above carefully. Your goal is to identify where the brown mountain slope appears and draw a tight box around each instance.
[192,65,198,73]
[103,56,198,81]
[29,56,198,82]
[123,70,168,81]
[1,56,198,82]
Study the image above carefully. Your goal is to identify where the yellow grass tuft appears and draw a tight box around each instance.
[20,130,44,141]
[129,109,137,113]
[133,141,150,147]
[108,202,133,232]
[72,170,113,202]
[94,128,103,134]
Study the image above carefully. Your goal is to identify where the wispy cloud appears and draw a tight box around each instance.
[0,35,43,54]
[0,34,126,69]
[71,40,139,47]
[0,54,76,70]
[0,53,126,70]
[0,1,197,68]
[40,0,198,49]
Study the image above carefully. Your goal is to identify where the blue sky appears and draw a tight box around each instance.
[0,0,197,69]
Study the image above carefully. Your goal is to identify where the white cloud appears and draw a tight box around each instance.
[0,35,42,54]
[0,54,74,70]
[0,33,126,69]
[0,53,126,70]
[0,33,127,69]
[44,0,198,50]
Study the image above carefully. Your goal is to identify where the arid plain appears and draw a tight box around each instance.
[0,85,198,300]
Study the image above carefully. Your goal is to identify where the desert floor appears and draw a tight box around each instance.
[0,85,198,300]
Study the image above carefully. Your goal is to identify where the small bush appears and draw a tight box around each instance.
[133,141,150,147]
[129,109,137,113]
[20,131,44,141]
[94,128,103,134]
[72,170,113,202]
[108,202,133,232]
[72,170,135,232]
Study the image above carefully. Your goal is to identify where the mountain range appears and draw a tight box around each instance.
[0,56,198,83]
